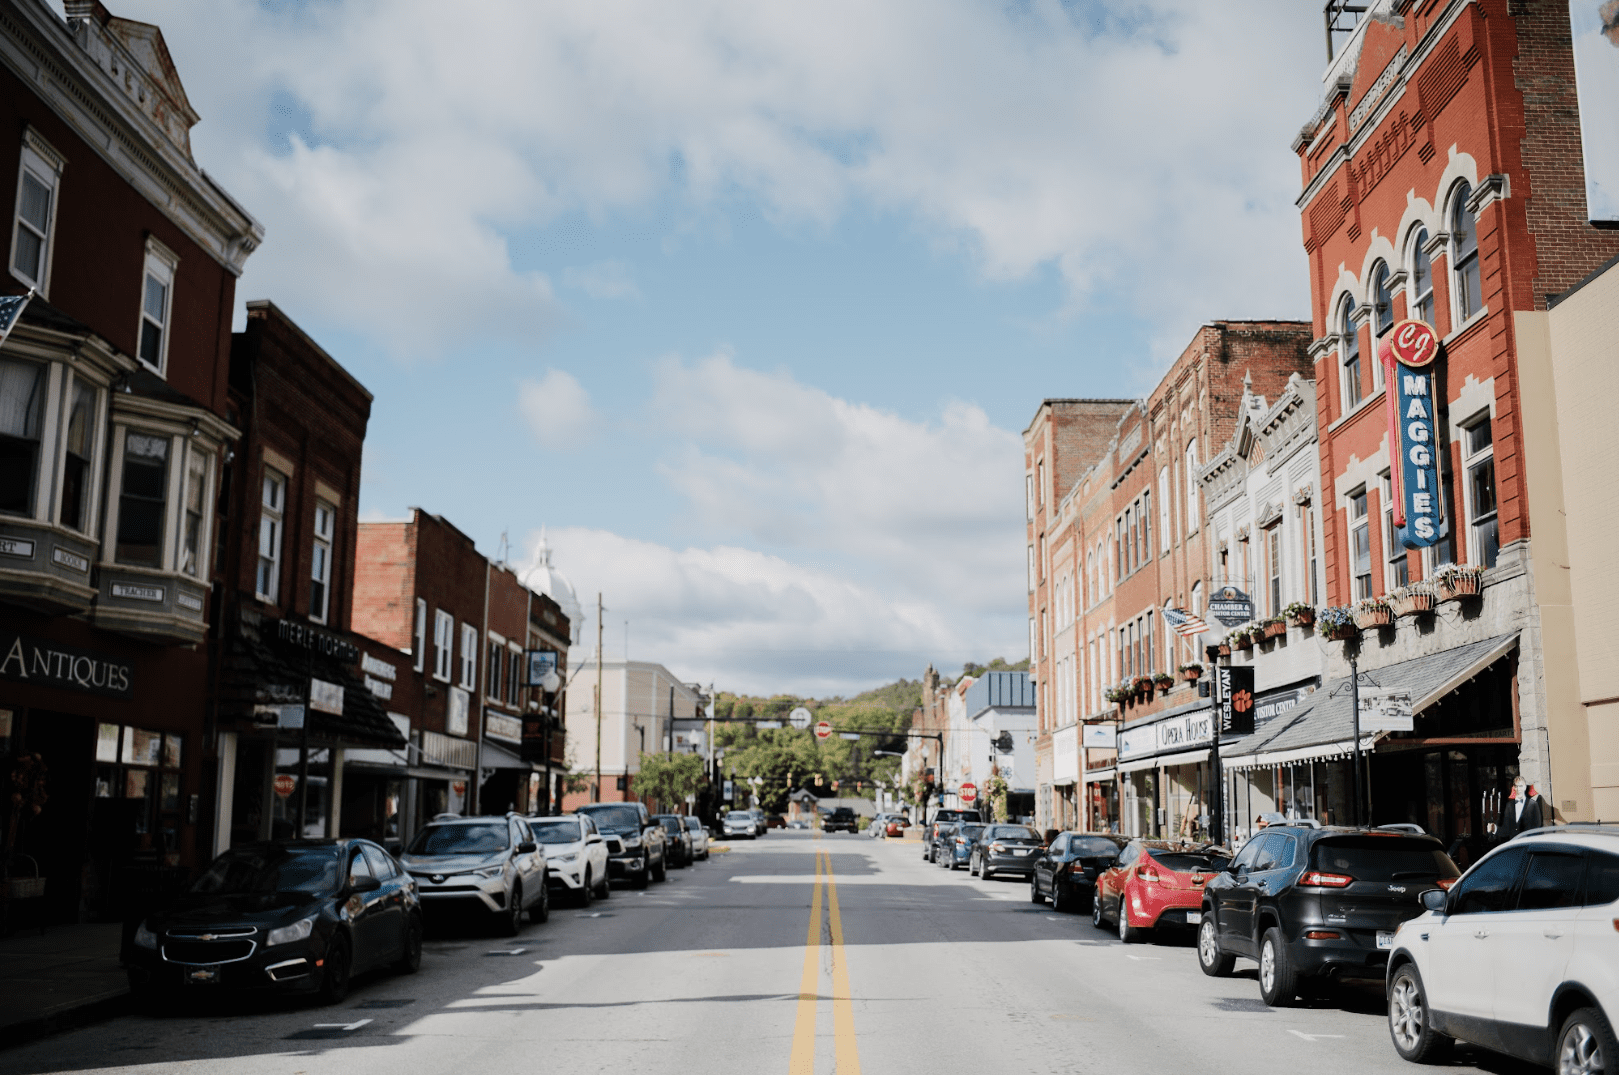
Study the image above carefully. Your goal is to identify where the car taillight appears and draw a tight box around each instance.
[990,843,1006,853]
[1304,930,1341,940]
[1297,870,1354,888]
[1435,878,1457,890]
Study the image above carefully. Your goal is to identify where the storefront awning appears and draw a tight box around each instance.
[1117,756,1158,774]
[1083,767,1116,783]
[480,737,541,772]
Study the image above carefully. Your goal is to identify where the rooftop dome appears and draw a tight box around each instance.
[527,529,582,644]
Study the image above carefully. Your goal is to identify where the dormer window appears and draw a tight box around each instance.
[137,239,178,375]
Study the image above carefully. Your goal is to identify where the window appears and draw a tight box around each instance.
[115,432,169,568]
[59,378,96,531]
[1037,460,1044,506]
[256,468,285,600]
[0,357,44,516]
[1518,852,1585,911]
[1340,296,1363,410]
[310,500,334,622]
[413,598,427,673]
[1370,262,1393,338]
[487,637,504,700]
[1463,416,1498,568]
[1266,525,1282,616]
[1190,580,1202,619]
[1159,466,1172,551]
[1449,846,1526,915]
[1144,609,1155,674]
[1381,473,1408,590]
[1349,488,1372,601]
[1452,183,1482,322]
[459,623,477,689]
[10,137,62,293]
[1184,439,1199,529]
[1302,504,1320,606]
[433,610,453,681]
[1025,474,1034,521]
[507,647,522,707]
[137,241,178,375]
[180,451,207,578]
[1027,544,1034,592]
[1411,228,1435,325]
[1141,488,1153,562]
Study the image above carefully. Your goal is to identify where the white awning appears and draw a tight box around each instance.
[1117,756,1158,774]
[1155,748,1213,769]
[1052,774,1077,787]
[1083,767,1116,784]
[1223,735,1380,772]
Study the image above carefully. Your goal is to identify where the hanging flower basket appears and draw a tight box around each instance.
[1353,602,1394,630]
[1133,676,1156,699]
[1322,623,1358,642]
[1317,605,1355,641]
[1153,673,1174,691]
[1233,632,1253,651]
[1389,587,1436,618]
[1434,565,1483,601]
[1262,618,1287,639]
[1179,663,1203,682]
[1283,602,1315,628]
[1216,644,1231,657]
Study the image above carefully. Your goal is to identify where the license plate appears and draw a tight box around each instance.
[1376,931,1394,950]
[185,967,221,986]
[1186,911,1201,925]
[1013,849,1030,855]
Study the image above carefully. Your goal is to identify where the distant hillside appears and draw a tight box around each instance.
[960,657,1030,678]
[846,678,922,713]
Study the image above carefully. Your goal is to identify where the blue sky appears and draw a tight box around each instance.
[109,0,1326,695]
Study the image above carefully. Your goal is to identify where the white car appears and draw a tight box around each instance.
[682,816,710,860]
[527,814,611,906]
[1386,826,1619,1070]
[722,811,756,840]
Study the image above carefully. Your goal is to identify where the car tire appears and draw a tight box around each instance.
[1386,964,1448,1062]
[969,857,979,877]
[653,856,667,883]
[1556,1006,1616,1075]
[597,869,612,899]
[500,883,524,937]
[529,880,550,924]
[1030,875,1045,904]
[983,863,995,881]
[318,932,352,1005]
[395,913,423,975]
[578,869,594,907]
[632,862,650,889]
[1197,917,1235,977]
[1091,887,1108,930]
[1257,927,1298,1007]
[1117,904,1143,944]
[1052,879,1073,914]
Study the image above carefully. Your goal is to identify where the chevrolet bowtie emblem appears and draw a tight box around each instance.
[198,933,216,941]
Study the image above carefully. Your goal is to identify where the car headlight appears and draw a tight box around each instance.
[266,916,317,947]
[623,835,642,849]
[553,852,578,862]
[134,922,158,949]
[472,865,505,879]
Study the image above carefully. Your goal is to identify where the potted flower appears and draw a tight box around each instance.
[1153,671,1175,691]
[1216,642,1231,657]
[1433,563,1483,601]
[1261,616,1287,640]
[1283,601,1315,629]
[1133,675,1156,699]
[1388,583,1436,618]
[1353,597,1394,630]
[1318,605,1356,641]
[1179,662,1204,682]
[1231,626,1253,651]
[1103,685,1127,705]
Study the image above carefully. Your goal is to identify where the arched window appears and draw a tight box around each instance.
[1184,439,1199,529]
[1452,183,1482,321]
[1370,262,1393,336]
[1340,294,1363,409]
[1190,580,1202,618]
[1411,228,1434,325]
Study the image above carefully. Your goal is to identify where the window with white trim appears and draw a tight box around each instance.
[58,376,98,532]
[1410,228,1435,325]
[1369,262,1392,390]
[180,449,208,578]
[0,357,45,516]
[1463,416,1498,569]
[310,499,334,622]
[1340,296,1363,411]
[433,610,453,681]
[413,598,427,673]
[507,644,522,707]
[1452,183,1482,322]
[1349,487,1372,601]
[1184,439,1199,530]
[10,137,62,294]
[256,468,285,600]
[487,636,504,701]
[137,240,178,376]
[1302,503,1320,606]
[1381,472,1408,590]
[116,431,169,568]
[1158,466,1172,551]
[1266,524,1282,616]
[459,623,477,689]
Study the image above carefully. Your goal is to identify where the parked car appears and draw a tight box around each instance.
[654,814,693,867]
[127,839,422,1004]
[1198,826,1459,1006]
[1028,831,1125,905]
[866,813,892,838]
[929,821,961,864]
[824,807,859,834]
[528,814,610,906]
[922,809,982,862]
[767,814,787,829]
[575,802,668,888]
[747,808,769,836]
[788,819,811,830]
[1385,825,1619,1068]
[886,816,908,837]
[722,810,758,840]
[1091,840,1230,940]
[683,816,711,860]
[941,823,986,870]
[400,814,549,935]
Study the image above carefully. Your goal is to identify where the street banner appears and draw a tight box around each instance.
[525,649,558,687]
[1217,665,1255,735]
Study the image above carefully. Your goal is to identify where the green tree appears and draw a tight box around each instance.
[635,752,706,813]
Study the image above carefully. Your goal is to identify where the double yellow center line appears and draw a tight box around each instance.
[788,847,861,1075]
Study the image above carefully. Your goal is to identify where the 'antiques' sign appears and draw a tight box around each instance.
[0,632,134,698]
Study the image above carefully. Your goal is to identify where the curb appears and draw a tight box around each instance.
[2,989,129,1049]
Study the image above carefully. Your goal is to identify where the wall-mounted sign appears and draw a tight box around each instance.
[52,546,89,573]
[524,649,558,688]
[361,653,397,681]
[309,678,345,715]
[271,618,359,663]
[486,712,522,742]
[1156,710,1214,752]
[0,631,134,698]
[277,705,305,730]
[1380,320,1441,547]
[1082,723,1118,749]
[112,582,163,603]
[1218,665,1256,735]
[1208,586,1254,627]
[1116,723,1157,761]
[0,537,35,558]
[1359,689,1415,732]
[447,686,469,735]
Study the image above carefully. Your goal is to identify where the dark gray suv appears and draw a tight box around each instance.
[575,802,668,889]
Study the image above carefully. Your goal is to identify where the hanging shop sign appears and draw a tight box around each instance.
[309,678,345,715]
[1217,665,1255,735]
[1380,319,1441,547]
[0,631,134,698]
[524,649,558,688]
[1082,723,1118,749]
[1359,689,1415,732]
[1208,586,1255,627]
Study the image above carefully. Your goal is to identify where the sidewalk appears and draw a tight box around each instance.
[0,922,128,1046]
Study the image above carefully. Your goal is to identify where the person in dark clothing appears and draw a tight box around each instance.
[1493,776,1543,842]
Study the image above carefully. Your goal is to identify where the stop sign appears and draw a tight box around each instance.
[814,721,832,740]
[273,773,297,799]
[959,782,978,805]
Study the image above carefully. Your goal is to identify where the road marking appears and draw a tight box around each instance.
[1287,1030,1346,1042]
[788,849,823,1075]
[823,850,862,1075]
[1124,954,1160,961]
[485,948,527,956]
[311,1018,372,1031]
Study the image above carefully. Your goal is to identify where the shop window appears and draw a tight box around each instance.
[136,240,178,375]
[1339,295,1363,411]
[1463,416,1498,568]
[257,468,285,600]
[413,597,427,672]
[1451,183,1482,322]
[1349,488,1372,601]
[180,450,208,578]
[487,637,504,700]
[59,378,97,531]
[1410,228,1435,325]
[1382,473,1408,590]
[95,723,184,849]
[433,609,453,681]
[310,499,334,622]
[0,357,44,516]
[459,623,477,689]
[115,432,169,567]
[10,136,62,294]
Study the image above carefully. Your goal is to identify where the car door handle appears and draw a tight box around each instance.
[1473,928,1489,939]
[1544,929,1564,939]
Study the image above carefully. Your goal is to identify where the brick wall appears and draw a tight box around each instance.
[354,522,417,652]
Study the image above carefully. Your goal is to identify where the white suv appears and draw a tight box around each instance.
[1386,825,1619,1070]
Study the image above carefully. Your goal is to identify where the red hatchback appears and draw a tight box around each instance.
[1092,841,1229,943]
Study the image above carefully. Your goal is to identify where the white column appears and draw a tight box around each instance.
[213,731,237,858]
[327,747,345,837]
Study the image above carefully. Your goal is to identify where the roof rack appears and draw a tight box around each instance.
[1516,824,1619,841]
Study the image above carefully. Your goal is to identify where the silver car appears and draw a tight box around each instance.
[528,814,611,906]
[682,816,710,860]
[722,810,756,840]
[400,814,548,935]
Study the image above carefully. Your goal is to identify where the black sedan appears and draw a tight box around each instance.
[653,814,692,868]
[125,839,422,1005]
[1028,831,1127,908]
[967,823,1047,880]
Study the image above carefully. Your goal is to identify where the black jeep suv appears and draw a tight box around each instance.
[823,807,859,834]
[1197,825,1459,1006]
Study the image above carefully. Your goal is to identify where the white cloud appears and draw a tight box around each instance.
[562,260,639,300]
[519,369,599,450]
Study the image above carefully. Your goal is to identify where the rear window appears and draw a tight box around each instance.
[988,826,1039,840]
[959,824,985,838]
[1310,835,1459,881]
[1149,851,1228,872]
[1070,837,1122,857]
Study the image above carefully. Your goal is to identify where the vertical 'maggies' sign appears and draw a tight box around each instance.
[1380,319,1441,548]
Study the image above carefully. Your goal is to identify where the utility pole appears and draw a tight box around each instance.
[1350,647,1363,827]
[594,591,604,802]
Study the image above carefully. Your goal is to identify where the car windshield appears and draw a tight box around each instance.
[988,826,1039,840]
[726,812,751,822]
[1310,836,1460,881]
[580,806,643,832]
[192,847,341,895]
[1070,837,1123,856]
[528,819,583,844]
[658,818,682,832]
[1149,851,1228,872]
[407,822,508,855]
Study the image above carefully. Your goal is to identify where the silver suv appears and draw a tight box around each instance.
[400,814,548,935]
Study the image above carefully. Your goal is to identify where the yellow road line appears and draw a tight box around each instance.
[823,850,862,1075]
[788,849,823,1075]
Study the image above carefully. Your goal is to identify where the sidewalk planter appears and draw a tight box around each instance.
[1434,568,1482,601]
[1354,604,1394,630]
[1283,603,1315,629]
[1262,619,1287,639]
[1389,588,1436,618]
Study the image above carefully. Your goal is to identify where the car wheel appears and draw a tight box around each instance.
[1257,927,1298,1006]
[982,864,994,881]
[318,932,352,1005]
[500,883,524,936]
[1091,888,1107,930]
[1030,874,1045,904]
[1197,917,1234,977]
[653,856,668,883]
[1558,1007,1618,1075]
[597,868,612,899]
[1052,879,1073,914]
[395,913,423,975]
[578,869,594,907]
[1117,903,1143,943]
[529,880,550,924]
[969,857,979,877]
[1387,964,1450,1063]
[632,861,650,889]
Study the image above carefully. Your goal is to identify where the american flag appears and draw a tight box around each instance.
[0,290,33,347]
[1163,607,1209,637]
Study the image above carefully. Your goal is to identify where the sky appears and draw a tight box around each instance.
[108,0,1327,696]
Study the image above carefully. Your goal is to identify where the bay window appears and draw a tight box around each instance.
[114,432,168,567]
[180,451,206,578]
[0,357,43,515]
[59,379,96,532]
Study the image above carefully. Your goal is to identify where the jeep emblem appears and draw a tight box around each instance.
[1388,884,1406,893]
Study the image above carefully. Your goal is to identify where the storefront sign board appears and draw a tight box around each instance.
[0,631,134,698]
[1116,724,1157,761]
[1082,723,1117,749]
[1208,586,1254,627]
[309,677,345,715]
[1380,319,1441,546]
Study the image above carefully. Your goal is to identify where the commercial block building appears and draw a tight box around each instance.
[560,658,704,811]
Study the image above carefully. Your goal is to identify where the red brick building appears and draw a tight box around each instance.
[1295,0,1619,841]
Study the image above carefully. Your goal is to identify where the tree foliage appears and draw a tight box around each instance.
[634,752,706,813]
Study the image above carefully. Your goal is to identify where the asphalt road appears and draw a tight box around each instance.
[0,832,1537,1075]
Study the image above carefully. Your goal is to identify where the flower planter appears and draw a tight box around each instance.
[1322,624,1357,642]
[1436,575,1481,601]
[1234,634,1253,651]
[1286,610,1315,629]
[1354,607,1394,630]
[1390,591,1436,617]
[1181,668,1202,683]
[1263,621,1287,639]
[1153,678,1174,693]
[1216,645,1231,657]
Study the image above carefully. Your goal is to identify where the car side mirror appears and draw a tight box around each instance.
[1421,888,1448,912]
[587,834,603,844]
[517,841,538,854]
[349,875,382,893]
